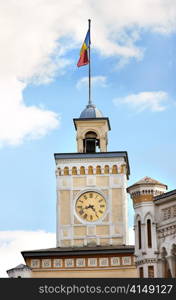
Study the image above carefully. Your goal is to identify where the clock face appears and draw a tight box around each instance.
[75,191,106,222]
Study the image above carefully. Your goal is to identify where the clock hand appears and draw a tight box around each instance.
[83,205,99,218]
[89,205,99,218]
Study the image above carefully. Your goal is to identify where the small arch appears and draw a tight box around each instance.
[72,167,77,175]
[80,166,85,175]
[88,166,93,175]
[64,167,69,176]
[112,165,118,174]
[104,165,109,174]
[85,131,97,139]
[121,164,126,173]
[96,165,101,174]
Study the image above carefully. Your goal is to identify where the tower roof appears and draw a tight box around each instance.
[127,176,167,191]
[79,104,103,118]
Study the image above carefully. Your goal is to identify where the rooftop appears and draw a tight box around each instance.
[21,245,135,258]
[127,176,167,190]
[79,104,103,118]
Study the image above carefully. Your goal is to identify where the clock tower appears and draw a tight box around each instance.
[55,103,130,248]
[19,102,137,278]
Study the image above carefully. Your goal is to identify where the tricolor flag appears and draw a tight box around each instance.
[77,29,90,67]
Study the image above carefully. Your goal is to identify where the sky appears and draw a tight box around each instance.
[0,0,176,277]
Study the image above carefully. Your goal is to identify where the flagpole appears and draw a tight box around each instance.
[88,19,91,106]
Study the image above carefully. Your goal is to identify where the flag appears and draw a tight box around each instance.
[77,29,90,67]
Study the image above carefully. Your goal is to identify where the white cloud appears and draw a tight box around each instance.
[0,0,176,145]
[0,228,135,277]
[0,230,55,277]
[113,91,169,112]
[76,76,107,89]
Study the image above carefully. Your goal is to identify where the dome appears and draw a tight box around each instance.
[79,104,103,118]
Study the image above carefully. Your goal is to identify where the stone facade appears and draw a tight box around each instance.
[127,177,176,278]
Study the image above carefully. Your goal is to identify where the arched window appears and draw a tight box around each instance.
[96,165,101,174]
[80,166,85,175]
[147,219,152,248]
[57,168,61,176]
[138,220,142,249]
[64,167,69,175]
[72,167,77,175]
[104,165,109,174]
[84,131,99,153]
[88,166,93,175]
[112,165,118,174]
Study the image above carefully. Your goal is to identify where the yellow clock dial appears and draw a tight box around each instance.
[75,191,106,222]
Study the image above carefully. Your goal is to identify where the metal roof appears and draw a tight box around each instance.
[154,189,176,202]
[79,104,103,118]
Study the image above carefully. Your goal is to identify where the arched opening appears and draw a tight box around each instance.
[80,166,85,175]
[58,168,61,176]
[88,166,93,175]
[138,220,142,249]
[104,165,109,174]
[72,167,77,175]
[64,167,69,176]
[147,219,152,248]
[96,165,101,174]
[112,165,118,174]
[83,131,100,153]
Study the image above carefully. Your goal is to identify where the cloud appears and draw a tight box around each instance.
[76,76,107,89]
[0,1,176,146]
[0,230,55,277]
[113,91,169,112]
[0,228,135,277]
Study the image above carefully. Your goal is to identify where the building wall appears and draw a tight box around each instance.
[25,254,137,278]
[30,267,137,278]
[55,157,129,248]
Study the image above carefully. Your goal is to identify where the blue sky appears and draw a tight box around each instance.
[1,29,176,231]
[0,0,176,275]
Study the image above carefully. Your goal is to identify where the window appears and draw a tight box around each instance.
[148,266,154,278]
[138,220,142,249]
[139,267,144,278]
[147,219,152,248]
